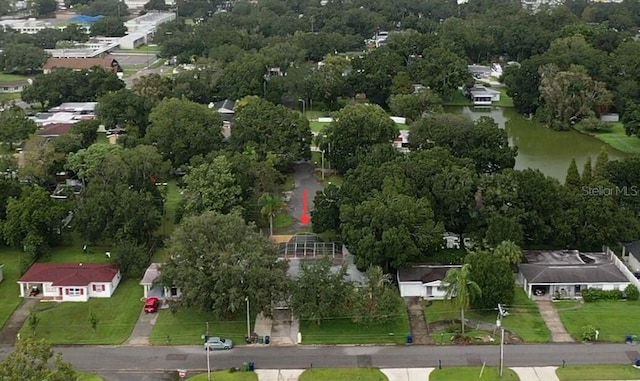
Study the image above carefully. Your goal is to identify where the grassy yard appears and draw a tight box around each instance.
[77,372,104,381]
[442,92,472,106]
[0,248,24,330]
[20,279,142,344]
[0,93,22,103]
[95,132,109,145]
[322,174,343,187]
[273,212,296,229]
[150,307,254,345]
[0,73,29,82]
[187,371,258,381]
[556,300,640,342]
[305,110,330,119]
[158,180,182,236]
[582,122,640,154]
[556,365,640,380]
[300,368,388,381]
[425,287,551,343]
[429,367,520,381]
[310,121,329,133]
[44,236,113,264]
[496,88,514,107]
[300,307,410,344]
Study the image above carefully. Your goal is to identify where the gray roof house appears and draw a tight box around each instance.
[397,265,461,299]
[140,263,181,300]
[622,241,640,273]
[518,249,632,299]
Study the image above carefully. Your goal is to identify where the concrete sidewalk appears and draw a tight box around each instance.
[253,367,562,381]
[512,366,560,381]
[381,368,433,380]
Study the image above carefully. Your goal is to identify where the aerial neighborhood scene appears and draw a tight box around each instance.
[2,0,640,380]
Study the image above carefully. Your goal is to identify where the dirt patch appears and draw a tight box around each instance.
[430,319,523,344]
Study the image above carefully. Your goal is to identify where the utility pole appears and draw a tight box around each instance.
[206,344,211,381]
[497,304,508,378]
[245,296,251,340]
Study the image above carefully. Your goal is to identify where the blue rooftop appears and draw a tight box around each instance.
[69,15,105,23]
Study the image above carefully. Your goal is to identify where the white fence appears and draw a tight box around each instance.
[606,246,640,289]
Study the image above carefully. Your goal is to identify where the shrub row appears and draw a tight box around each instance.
[581,285,640,302]
[582,288,623,302]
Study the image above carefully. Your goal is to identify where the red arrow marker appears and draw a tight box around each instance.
[300,189,311,225]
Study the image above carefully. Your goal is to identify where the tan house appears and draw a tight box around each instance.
[43,56,122,74]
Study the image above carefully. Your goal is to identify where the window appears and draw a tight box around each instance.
[92,284,106,292]
[67,288,83,296]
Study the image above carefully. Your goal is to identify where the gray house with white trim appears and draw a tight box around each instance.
[518,250,630,299]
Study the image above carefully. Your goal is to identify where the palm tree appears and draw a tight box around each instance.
[444,264,481,335]
[258,193,284,237]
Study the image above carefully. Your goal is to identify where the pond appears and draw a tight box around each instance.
[446,106,628,181]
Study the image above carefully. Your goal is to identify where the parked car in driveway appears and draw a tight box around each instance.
[204,337,233,350]
[144,297,159,313]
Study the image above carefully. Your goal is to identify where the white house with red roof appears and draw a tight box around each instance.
[18,263,121,302]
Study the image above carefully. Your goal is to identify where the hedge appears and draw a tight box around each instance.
[582,288,623,302]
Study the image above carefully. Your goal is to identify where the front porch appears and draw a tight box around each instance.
[526,283,586,300]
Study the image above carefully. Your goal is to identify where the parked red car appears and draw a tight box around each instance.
[144,297,159,313]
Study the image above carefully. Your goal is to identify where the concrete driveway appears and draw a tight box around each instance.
[287,162,324,226]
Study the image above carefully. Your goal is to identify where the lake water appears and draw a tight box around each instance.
[446,106,628,181]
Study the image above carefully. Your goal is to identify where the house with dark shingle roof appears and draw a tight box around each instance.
[518,250,631,299]
[623,241,640,273]
[397,265,461,299]
[18,263,121,302]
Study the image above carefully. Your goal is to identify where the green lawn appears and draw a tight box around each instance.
[557,300,640,342]
[274,212,296,229]
[322,174,343,187]
[425,287,551,343]
[0,93,21,103]
[305,110,330,119]
[158,180,182,236]
[95,132,109,145]
[442,92,472,106]
[496,88,514,107]
[77,372,104,381]
[430,367,520,381]
[0,73,29,82]
[20,280,142,344]
[300,306,410,344]
[300,368,388,381]
[583,122,640,154]
[310,121,329,133]
[187,371,258,381]
[556,365,640,380]
[44,237,113,264]
[150,307,254,345]
[0,248,24,330]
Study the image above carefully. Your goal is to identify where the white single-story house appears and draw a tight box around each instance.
[467,85,501,106]
[18,263,121,302]
[397,265,461,299]
[140,263,182,299]
[518,249,631,299]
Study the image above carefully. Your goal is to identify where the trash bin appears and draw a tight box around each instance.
[406,334,413,344]
[258,336,264,344]
[265,335,270,345]
[242,362,249,371]
[249,362,255,371]
[627,335,636,344]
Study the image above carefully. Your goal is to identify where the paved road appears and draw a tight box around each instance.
[288,162,324,224]
[0,343,635,374]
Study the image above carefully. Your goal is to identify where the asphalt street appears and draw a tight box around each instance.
[1,343,637,379]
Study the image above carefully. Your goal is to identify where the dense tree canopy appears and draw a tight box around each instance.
[146,98,224,167]
[159,212,290,317]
